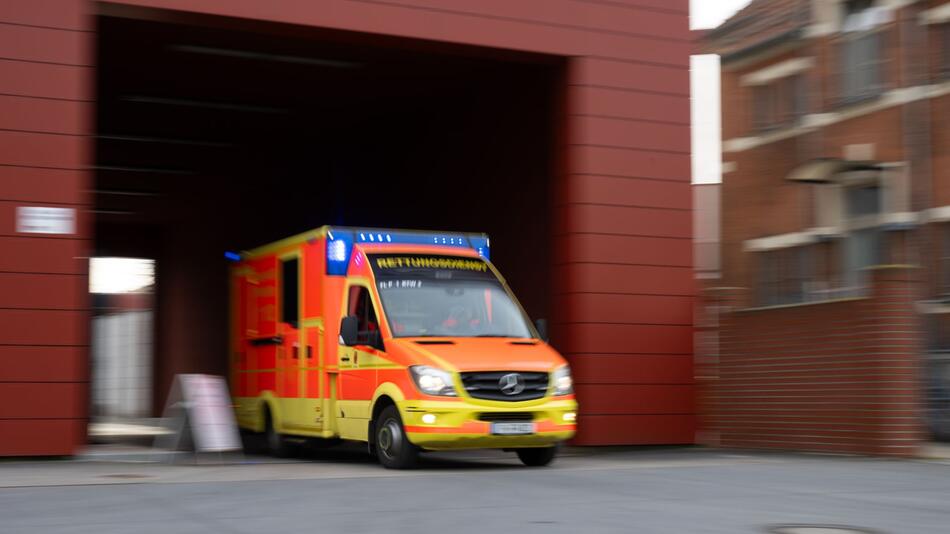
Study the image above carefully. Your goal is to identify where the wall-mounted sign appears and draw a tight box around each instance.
[16,206,76,235]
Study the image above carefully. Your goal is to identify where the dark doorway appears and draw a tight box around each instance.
[93,10,562,415]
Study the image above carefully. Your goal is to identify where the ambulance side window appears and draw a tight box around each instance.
[348,286,379,345]
[281,258,299,328]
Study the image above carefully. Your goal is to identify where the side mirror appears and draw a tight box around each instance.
[340,315,359,346]
[534,318,549,343]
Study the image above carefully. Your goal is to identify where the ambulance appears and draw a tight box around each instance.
[230,226,577,468]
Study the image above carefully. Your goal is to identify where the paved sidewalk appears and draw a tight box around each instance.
[2,446,949,533]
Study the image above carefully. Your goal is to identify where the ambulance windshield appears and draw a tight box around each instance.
[369,254,534,339]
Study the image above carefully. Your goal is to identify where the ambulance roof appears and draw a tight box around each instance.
[236,226,490,275]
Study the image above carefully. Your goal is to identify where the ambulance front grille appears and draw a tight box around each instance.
[460,371,549,401]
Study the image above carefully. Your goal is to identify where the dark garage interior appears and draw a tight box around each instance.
[92,10,563,415]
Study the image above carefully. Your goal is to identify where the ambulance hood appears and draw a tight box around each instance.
[389,337,567,373]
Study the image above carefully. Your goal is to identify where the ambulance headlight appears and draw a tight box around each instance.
[409,366,457,397]
[553,366,573,396]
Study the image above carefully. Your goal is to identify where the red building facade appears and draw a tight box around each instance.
[0,1,694,455]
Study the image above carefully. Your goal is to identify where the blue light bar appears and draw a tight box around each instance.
[325,227,490,275]
[224,251,242,262]
[468,236,491,261]
[325,230,353,276]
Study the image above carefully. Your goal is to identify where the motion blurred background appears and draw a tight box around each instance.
[1,0,948,460]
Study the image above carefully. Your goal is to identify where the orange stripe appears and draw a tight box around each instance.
[405,421,488,434]
[536,420,576,432]
[406,420,576,434]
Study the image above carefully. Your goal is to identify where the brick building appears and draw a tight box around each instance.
[701,0,950,455]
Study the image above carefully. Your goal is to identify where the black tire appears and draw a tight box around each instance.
[374,405,419,469]
[516,446,558,467]
[265,408,292,458]
[240,428,269,455]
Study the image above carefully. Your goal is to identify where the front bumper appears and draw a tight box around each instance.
[398,397,577,450]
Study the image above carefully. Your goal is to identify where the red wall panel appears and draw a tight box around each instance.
[0,0,87,30]
[112,0,690,65]
[555,293,692,326]
[572,57,690,95]
[571,115,690,153]
[0,310,88,346]
[571,354,693,385]
[0,420,86,456]
[562,174,692,209]
[0,1,91,457]
[0,24,89,65]
[575,384,694,415]
[0,131,86,169]
[606,0,688,11]
[0,273,85,309]
[0,346,86,382]
[0,383,86,419]
[0,94,90,135]
[570,145,690,181]
[569,86,690,124]
[0,167,87,205]
[559,234,691,266]
[573,415,695,446]
[555,264,694,296]
[347,0,690,41]
[563,324,693,354]
[0,238,86,274]
[559,204,691,238]
[0,59,90,101]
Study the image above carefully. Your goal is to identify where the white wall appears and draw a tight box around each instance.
[92,311,153,418]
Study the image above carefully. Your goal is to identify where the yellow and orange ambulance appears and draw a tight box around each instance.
[230,226,577,468]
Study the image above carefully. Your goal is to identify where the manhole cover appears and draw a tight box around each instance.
[99,473,152,479]
[767,526,881,534]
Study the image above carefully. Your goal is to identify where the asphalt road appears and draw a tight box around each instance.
[2,446,949,534]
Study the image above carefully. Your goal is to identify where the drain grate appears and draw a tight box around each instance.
[767,526,882,534]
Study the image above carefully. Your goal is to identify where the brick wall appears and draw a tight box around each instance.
[700,266,924,456]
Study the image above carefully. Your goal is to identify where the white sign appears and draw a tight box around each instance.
[180,374,242,452]
[16,206,76,235]
[159,374,242,453]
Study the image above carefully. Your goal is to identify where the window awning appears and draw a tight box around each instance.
[785,158,881,183]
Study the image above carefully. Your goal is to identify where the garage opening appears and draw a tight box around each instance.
[92,9,563,423]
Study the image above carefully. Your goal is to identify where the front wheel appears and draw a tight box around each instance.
[265,409,292,458]
[516,446,558,467]
[374,405,419,469]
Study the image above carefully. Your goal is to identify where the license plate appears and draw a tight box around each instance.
[491,422,535,435]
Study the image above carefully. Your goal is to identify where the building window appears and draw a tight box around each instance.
[280,257,299,327]
[838,1,888,104]
[752,171,897,306]
[758,246,810,306]
[846,183,882,217]
[752,74,806,132]
[842,227,882,289]
[840,178,885,290]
